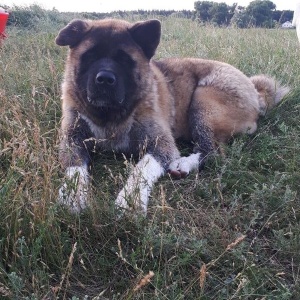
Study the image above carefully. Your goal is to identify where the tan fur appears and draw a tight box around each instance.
[250,75,290,115]
[155,58,263,140]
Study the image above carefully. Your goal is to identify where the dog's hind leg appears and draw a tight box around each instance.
[169,84,260,178]
[169,86,223,178]
[168,123,214,178]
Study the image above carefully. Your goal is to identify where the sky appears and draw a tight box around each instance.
[1,0,298,13]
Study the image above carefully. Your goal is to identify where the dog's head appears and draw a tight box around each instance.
[56,19,161,123]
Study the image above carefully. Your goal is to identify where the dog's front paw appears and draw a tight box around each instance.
[115,154,165,217]
[168,153,201,179]
[58,165,90,213]
[115,188,129,211]
[115,185,148,217]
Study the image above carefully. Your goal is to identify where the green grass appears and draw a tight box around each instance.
[0,16,300,299]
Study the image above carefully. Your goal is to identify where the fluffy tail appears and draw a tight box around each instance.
[250,75,290,116]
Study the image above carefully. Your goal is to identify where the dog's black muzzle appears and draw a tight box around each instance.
[86,58,125,106]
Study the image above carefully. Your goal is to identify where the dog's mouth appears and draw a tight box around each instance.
[86,95,127,115]
[86,88,125,108]
[86,93,125,107]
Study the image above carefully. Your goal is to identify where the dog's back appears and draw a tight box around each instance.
[155,58,289,148]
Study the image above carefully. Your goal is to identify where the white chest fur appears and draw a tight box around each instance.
[80,113,131,152]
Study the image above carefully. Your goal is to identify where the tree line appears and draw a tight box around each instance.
[195,1,294,28]
[0,0,294,30]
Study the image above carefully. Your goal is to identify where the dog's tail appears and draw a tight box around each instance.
[250,75,290,116]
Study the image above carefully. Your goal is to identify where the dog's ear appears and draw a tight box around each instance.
[130,19,161,59]
[55,19,90,48]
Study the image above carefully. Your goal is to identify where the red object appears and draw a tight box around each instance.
[0,11,9,39]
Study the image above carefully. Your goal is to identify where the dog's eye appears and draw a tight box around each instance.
[81,44,107,65]
[81,49,98,65]
[114,50,135,67]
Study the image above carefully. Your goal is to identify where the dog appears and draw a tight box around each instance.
[55,18,289,214]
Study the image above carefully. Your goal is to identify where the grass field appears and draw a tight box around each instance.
[0,16,300,299]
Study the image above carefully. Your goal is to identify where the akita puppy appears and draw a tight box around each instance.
[55,18,289,214]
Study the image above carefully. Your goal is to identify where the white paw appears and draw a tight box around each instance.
[115,185,148,216]
[58,165,90,213]
[115,154,164,216]
[168,153,201,178]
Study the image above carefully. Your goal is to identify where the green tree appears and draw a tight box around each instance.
[272,10,294,24]
[210,2,229,25]
[194,1,214,22]
[231,7,253,28]
[194,1,236,25]
[246,0,276,27]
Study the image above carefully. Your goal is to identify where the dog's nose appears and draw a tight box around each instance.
[95,70,116,86]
